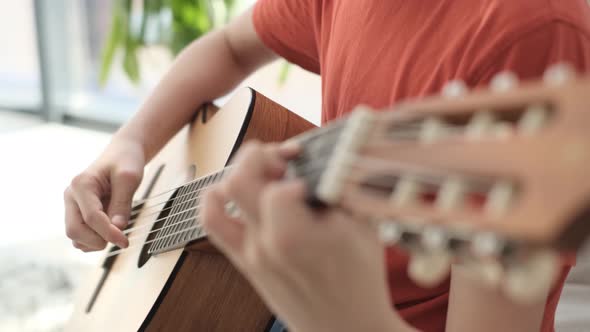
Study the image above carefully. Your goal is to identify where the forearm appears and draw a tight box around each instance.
[112,9,274,161]
[446,265,547,332]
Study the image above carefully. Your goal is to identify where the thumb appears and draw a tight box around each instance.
[108,166,143,229]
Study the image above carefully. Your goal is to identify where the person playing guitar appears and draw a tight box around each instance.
[64,1,590,331]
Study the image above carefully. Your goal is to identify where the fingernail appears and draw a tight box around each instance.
[279,140,301,156]
[112,215,127,229]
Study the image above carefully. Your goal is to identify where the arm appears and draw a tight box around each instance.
[65,8,276,251]
[448,21,590,332]
[446,265,548,332]
[118,7,276,162]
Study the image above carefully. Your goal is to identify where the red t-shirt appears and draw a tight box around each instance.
[253,1,590,331]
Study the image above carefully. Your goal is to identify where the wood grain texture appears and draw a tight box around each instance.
[145,90,315,331]
[144,251,272,332]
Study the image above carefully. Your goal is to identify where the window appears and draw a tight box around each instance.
[0,0,41,111]
[0,0,321,126]
[43,0,173,124]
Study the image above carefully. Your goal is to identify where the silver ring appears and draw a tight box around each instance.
[224,200,241,218]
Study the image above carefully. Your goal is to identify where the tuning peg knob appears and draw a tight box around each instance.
[490,71,519,92]
[464,259,504,288]
[502,250,558,303]
[472,232,507,257]
[408,251,452,287]
[442,79,468,98]
[378,222,403,245]
[485,180,514,217]
[517,104,549,135]
[421,227,448,251]
[391,176,421,206]
[436,177,466,211]
[466,111,495,140]
[543,63,576,85]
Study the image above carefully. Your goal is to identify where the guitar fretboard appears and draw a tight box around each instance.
[147,167,229,255]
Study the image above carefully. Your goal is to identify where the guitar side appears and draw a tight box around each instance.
[66,88,315,332]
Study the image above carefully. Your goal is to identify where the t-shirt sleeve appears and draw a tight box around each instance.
[471,21,590,85]
[253,0,322,74]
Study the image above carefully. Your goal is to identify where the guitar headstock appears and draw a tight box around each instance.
[290,64,590,302]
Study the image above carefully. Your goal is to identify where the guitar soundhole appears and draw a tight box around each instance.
[137,188,180,268]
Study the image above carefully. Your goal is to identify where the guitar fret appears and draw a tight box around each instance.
[172,179,203,245]
[166,184,193,250]
[149,169,228,255]
[150,185,188,253]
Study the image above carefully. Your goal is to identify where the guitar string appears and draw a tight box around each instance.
[119,154,455,244]
[119,122,487,238]
[124,158,335,241]
[122,162,329,235]
[120,129,476,237]
[106,224,205,258]
[109,163,439,259]
[126,212,201,241]
[109,123,478,256]
[126,119,348,208]
[124,148,335,229]
[127,130,459,225]
[125,121,466,220]
[127,180,219,226]
[107,152,494,259]
[129,117,475,211]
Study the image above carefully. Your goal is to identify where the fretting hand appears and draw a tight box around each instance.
[202,141,416,332]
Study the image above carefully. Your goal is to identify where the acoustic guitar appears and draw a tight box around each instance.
[68,65,590,331]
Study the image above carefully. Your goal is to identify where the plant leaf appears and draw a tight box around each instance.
[123,41,140,84]
[278,61,291,86]
[99,5,124,87]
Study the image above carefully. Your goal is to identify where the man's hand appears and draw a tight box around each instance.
[64,138,145,251]
[202,141,416,332]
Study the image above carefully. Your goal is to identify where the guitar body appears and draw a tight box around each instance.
[67,88,315,332]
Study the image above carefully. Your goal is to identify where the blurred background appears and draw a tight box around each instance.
[0,1,588,332]
[0,1,319,331]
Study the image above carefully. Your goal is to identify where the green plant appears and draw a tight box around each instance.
[100,0,238,86]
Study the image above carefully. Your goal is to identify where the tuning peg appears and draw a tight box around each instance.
[421,227,449,251]
[442,79,468,98]
[502,250,558,303]
[517,104,549,135]
[484,180,514,217]
[420,116,448,144]
[490,71,519,92]
[543,63,576,85]
[475,260,504,287]
[492,122,514,139]
[472,232,508,257]
[391,176,422,206]
[378,221,403,245]
[316,108,374,204]
[436,177,466,211]
[408,250,452,287]
[466,111,495,140]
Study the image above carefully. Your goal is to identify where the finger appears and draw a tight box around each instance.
[65,191,108,250]
[201,186,246,259]
[278,140,302,159]
[72,241,94,252]
[71,182,129,248]
[259,179,314,248]
[225,142,288,221]
[107,166,143,229]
